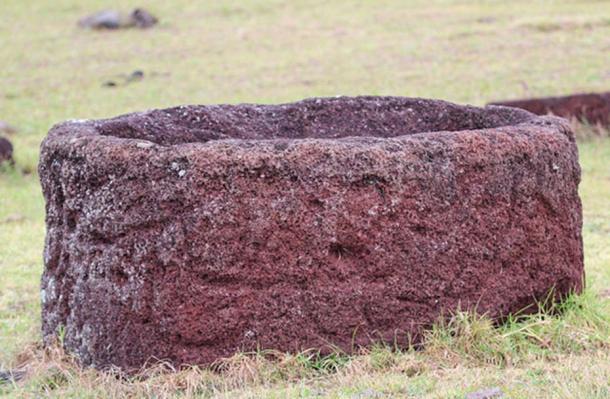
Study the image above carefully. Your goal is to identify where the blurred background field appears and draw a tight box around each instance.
[0,0,609,397]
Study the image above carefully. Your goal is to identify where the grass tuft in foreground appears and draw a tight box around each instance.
[2,291,608,398]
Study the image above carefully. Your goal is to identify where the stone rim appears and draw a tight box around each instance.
[43,96,571,149]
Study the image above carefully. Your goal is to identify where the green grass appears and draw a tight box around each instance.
[1,0,610,397]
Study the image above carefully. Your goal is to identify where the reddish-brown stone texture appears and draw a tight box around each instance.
[39,97,584,371]
[490,92,610,126]
[0,137,14,166]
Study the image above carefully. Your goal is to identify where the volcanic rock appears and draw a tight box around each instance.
[78,10,123,30]
[490,92,610,127]
[0,137,14,166]
[129,8,158,29]
[39,96,584,371]
[102,70,145,88]
[78,8,157,30]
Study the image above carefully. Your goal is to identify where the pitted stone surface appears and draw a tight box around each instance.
[490,92,610,127]
[39,96,584,371]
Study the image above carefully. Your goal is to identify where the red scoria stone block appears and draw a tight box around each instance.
[39,96,584,371]
[490,91,610,127]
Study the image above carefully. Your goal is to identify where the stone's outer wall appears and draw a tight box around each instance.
[490,92,610,127]
[39,97,584,371]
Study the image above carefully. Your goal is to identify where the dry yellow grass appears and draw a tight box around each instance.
[3,292,609,397]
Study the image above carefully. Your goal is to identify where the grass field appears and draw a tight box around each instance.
[1,0,609,397]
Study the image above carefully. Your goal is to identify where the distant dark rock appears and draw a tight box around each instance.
[0,136,14,166]
[129,8,158,28]
[79,8,158,30]
[102,70,145,88]
[466,387,504,399]
[127,70,144,82]
[78,10,123,30]
[490,92,610,127]
[0,121,18,135]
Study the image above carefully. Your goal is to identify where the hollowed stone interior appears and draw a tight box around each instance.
[95,97,533,145]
